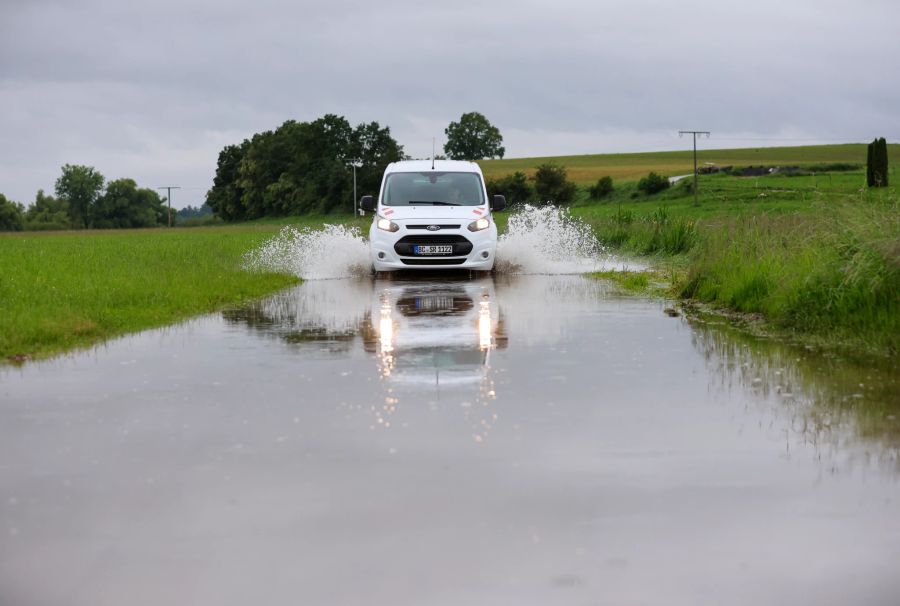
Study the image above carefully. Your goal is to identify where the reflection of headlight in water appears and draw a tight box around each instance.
[479,300,492,350]
[378,296,395,378]
[379,299,394,353]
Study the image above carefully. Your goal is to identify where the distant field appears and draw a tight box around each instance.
[479,143,899,185]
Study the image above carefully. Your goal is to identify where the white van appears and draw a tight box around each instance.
[360,160,505,272]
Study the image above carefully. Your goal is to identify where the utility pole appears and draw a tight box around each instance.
[678,130,710,206]
[157,186,180,227]
[350,161,362,215]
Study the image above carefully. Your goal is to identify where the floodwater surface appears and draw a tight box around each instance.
[1,275,898,606]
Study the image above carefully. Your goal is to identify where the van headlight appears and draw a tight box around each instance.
[377,217,400,232]
[467,218,490,232]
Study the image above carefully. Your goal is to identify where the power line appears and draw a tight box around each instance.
[679,130,710,206]
[156,186,181,227]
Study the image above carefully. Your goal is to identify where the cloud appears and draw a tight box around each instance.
[1,0,898,205]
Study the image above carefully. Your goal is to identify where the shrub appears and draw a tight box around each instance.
[805,162,860,172]
[177,215,224,227]
[588,176,614,199]
[533,163,578,205]
[485,171,533,205]
[637,172,670,195]
[23,190,71,231]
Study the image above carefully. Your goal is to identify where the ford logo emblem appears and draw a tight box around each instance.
[426,225,441,231]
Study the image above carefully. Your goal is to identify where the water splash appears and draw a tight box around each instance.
[244,224,370,279]
[496,204,613,274]
[244,206,635,279]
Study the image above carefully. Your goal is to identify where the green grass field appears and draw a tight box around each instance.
[0,227,300,360]
[479,143,900,185]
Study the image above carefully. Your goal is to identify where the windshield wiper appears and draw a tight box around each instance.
[407,200,462,206]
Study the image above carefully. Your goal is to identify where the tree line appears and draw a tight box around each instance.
[0,165,170,231]
[205,111,509,221]
[1,111,511,229]
[205,114,404,220]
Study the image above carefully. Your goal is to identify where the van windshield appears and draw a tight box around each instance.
[382,172,485,207]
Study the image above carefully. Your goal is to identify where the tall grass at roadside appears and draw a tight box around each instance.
[587,204,699,255]
[680,200,899,355]
[0,229,298,360]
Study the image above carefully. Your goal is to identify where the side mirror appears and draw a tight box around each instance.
[360,195,376,212]
[490,194,506,212]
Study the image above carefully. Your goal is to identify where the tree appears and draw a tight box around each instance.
[443,112,505,160]
[350,121,405,198]
[866,140,875,187]
[177,203,214,221]
[175,203,218,226]
[55,164,104,228]
[0,193,24,231]
[93,178,167,228]
[207,141,250,221]
[533,163,577,204]
[24,190,71,231]
[867,137,889,187]
[207,115,404,220]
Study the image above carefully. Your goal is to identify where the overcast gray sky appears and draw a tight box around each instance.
[2,0,898,207]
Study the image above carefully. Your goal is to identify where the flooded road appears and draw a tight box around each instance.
[1,275,899,605]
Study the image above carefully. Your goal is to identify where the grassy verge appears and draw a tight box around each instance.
[0,227,300,361]
[579,170,899,357]
[679,201,899,355]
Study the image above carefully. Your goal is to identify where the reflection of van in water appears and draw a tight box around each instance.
[363,278,507,387]
[360,160,506,273]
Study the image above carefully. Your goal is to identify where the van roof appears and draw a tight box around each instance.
[384,160,483,175]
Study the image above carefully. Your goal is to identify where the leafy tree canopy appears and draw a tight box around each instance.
[0,193,25,231]
[486,171,533,205]
[24,190,71,231]
[443,112,505,161]
[93,178,167,228]
[206,115,404,220]
[55,164,104,228]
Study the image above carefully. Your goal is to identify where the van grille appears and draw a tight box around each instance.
[394,235,473,257]
[406,224,461,230]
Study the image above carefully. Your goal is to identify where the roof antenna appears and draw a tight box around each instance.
[431,137,435,170]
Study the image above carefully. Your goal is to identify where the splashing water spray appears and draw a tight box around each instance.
[243,224,370,280]
[495,204,610,274]
[244,206,631,279]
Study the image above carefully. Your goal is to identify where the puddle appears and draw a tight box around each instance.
[1,275,898,606]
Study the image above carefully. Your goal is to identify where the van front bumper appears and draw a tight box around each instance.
[369,223,497,271]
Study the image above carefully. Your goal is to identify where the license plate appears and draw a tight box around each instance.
[413,245,453,255]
